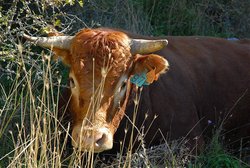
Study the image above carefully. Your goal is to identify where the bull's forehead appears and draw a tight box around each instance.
[70,29,132,92]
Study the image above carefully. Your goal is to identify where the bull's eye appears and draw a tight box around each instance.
[117,80,127,93]
[69,77,75,88]
[121,80,127,89]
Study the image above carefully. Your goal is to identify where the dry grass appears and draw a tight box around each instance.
[1,0,250,167]
[0,41,192,167]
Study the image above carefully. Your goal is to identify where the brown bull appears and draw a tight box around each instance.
[23,28,250,154]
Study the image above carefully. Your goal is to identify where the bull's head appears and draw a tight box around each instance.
[23,28,169,152]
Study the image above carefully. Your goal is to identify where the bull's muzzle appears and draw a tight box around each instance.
[71,125,113,153]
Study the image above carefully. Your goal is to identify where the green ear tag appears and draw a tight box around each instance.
[130,72,149,87]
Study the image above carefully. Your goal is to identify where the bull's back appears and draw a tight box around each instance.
[113,36,250,153]
[149,37,250,148]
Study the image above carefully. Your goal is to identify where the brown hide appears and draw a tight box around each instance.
[56,30,250,154]
[106,36,250,154]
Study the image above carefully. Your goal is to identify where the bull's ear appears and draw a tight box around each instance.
[130,54,169,86]
[51,48,72,66]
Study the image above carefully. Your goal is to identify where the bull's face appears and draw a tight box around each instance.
[24,28,169,152]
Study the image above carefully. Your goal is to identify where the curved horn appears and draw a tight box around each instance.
[23,34,74,50]
[130,39,168,54]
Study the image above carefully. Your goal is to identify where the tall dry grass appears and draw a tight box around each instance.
[0,40,189,167]
[1,0,250,167]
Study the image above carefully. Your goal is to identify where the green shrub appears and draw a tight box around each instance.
[1,0,250,167]
[193,132,249,168]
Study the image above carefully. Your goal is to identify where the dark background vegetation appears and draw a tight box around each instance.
[77,0,250,37]
[0,0,250,167]
[1,0,250,37]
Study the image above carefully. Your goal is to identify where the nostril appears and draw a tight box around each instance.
[95,133,107,147]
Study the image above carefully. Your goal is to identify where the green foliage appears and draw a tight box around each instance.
[194,133,249,168]
[80,0,154,35]
[127,0,249,37]
[0,0,250,167]
[83,0,249,37]
[0,1,71,166]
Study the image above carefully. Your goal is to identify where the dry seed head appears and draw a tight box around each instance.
[57,76,61,83]
[139,87,143,92]
[15,123,19,129]
[108,52,111,59]
[43,118,47,124]
[101,68,107,78]
[133,99,139,105]
[154,115,158,119]
[17,43,23,54]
